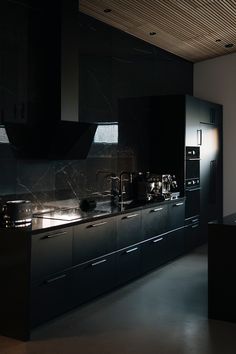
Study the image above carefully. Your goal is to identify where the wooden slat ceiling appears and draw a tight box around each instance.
[79,0,236,62]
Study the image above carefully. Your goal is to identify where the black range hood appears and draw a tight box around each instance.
[4,0,97,159]
[5,121,97,159]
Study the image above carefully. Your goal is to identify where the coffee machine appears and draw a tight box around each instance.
[162,174,180,200]
[132,172,164,203]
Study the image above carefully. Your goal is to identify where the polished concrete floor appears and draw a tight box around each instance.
[1,245,236,354]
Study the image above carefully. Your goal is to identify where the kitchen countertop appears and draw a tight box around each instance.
[1,197,185,233]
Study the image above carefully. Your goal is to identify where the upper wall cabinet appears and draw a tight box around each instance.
[185,95,222,146]
[0,1,29,123]
[78,13,113,123]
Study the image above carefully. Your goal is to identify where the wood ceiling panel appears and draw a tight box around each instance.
[79,0,236,62]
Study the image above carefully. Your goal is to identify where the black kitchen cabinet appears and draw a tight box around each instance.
[73,217,116,264]
[142,203,168,240]
[0,0,29,123]
[117,210,143,284]
[147,95,222,242]
[200,121,223,241]
[141,234,167,273]
[167,199,185,231]
[31,270,72,328]
[71,253,117,306]
[31,227,73,281]
[116,210,142,249]
[185,96,223,240]
[166,227,185,261]
[208,219,236,323]
[184,216,201,252]
[0,191,219,340]
[0,228,30,340]
[141,199,184,272]
[117,245,141,285]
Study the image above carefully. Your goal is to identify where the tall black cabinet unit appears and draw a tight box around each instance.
[150,95,223,246]
[118,94,223,247]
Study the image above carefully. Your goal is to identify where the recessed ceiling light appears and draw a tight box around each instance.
[104,8,112,13]
[149,32,156,36]
[225,43,234,48]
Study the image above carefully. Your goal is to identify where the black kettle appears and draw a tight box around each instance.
[1,200,32,226]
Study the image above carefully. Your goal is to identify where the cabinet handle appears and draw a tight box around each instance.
[191,224,199,229]
[197,129,202,145]
[43,231,67,239]
[191,218,199,223]
[153,237,163,243]
[187,158,200,161]
[125,247,138,254]
[174,202,184,206]
[91,259,107,267]
[122,213,139,219]
[150,207,163,212]
[87,221,108,228]
[45,274,66,284]
[186,187,201,192]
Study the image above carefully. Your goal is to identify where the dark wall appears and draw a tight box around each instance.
[0,4,193,207]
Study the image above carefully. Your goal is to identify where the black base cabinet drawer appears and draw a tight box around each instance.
[184,218,201,252]
[165,228,185,261]
[141,235,167,273]
[30,271,72,328]
[167,200,185,231]
[117,245,141,285]
[117,211,142,249]
[73,218,116,264]
[31,227,73,281]
[142,204,168,240]
[71,253,117,306]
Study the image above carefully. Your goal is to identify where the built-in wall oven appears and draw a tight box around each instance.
[185,147,200,219]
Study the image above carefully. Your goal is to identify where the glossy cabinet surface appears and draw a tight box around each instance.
[167,200,185,231]
[142,204,168,239]
[117,244,141,284]
[71,253,117,306]
[141,234,167,273]
[0,0,29,123]
[166,228,185,261]
[116,211,142,249]
[73,217,116,264]
[31,270,72,328]
[0,198,189,340]
[31,227,73,282]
